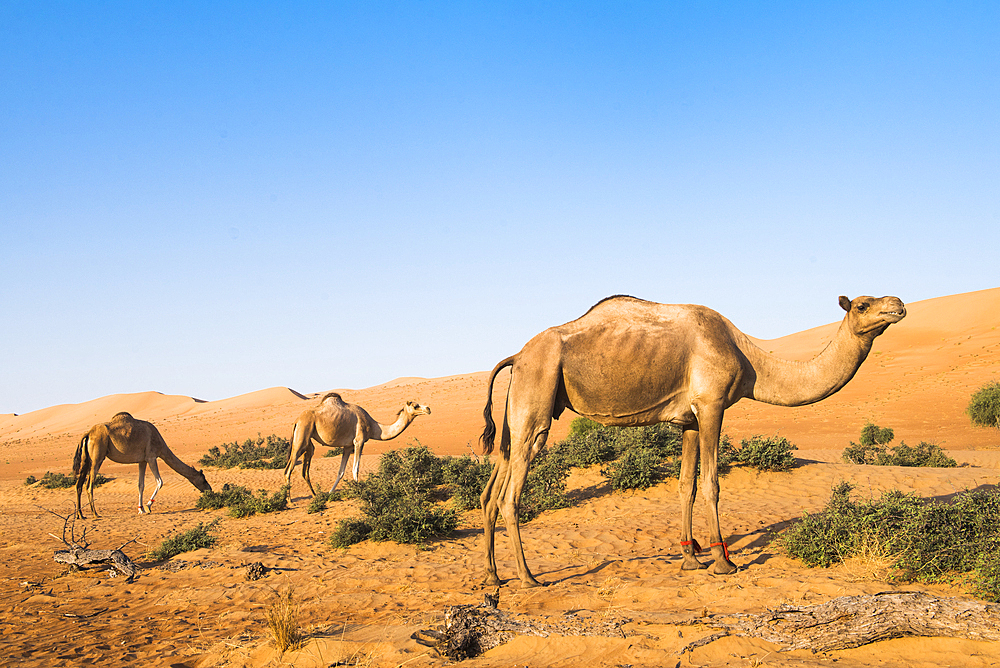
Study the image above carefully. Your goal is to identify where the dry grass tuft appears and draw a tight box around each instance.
[837,532,905,582]
[266,587,306,653]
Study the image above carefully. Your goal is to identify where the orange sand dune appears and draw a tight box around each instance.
[1,288,1000,668]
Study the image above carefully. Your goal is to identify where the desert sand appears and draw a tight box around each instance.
[2,288,999,667]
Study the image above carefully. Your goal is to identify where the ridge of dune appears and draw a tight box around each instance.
[0,391,204,442]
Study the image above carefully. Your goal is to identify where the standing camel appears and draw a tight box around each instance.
[74,412,212,519]
[480,294,906,588]
[284,392,431,497]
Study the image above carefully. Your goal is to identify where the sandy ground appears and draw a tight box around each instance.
[2,287,999,667]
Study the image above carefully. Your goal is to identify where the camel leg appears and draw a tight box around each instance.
[697,404,737,575]
[501,359,559,588]
[500,429,548,588]
[75,450,92,520]
[87,449,107,518]
[328,447,351,495]
[300,442,316,495]
[137,460,148,514]
[285,419,315,497]
[678,426,708,570]
[480,454,507,586]
[143,459,164,514]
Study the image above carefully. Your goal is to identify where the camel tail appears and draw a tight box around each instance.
[288,421,299,466]
[73,434,89,476]
[480,355,516,455]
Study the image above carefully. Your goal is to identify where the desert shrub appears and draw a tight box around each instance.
[198,434,290,470]
[889,441,957,468]
[375,444,444,495]
[557,418,685,469]
[25,471,111,488]
[442,454,493,511]
[734,435,797,472]
[322,447,344,457]
[557,419,623,466]
[328,446,456,548]
[967,381,1000,430]
[306,491,330,514]
[601,447,665,491]
[780,483,1000,601]
[148,521,218,561]
[518,447,573,522]
[196,483,289,517]
[842,422,895,465]
[842,422,956,467]
[329,517,373,548]
[659,434,738,480]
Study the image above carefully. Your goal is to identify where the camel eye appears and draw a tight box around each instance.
[856,302,869,313]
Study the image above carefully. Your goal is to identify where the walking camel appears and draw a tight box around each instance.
[284,392,431,497]
[74,412,212,519]
[480,294,906,588]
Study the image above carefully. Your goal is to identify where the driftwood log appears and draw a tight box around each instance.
[54,545,138,582]
[413,592,630,660]
[681,591,1000,654]
[44,507,139,583]
[417,590,1000,660]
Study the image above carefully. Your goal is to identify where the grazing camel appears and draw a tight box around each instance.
[284,392,432,496]
[480,294,906,588]
[73,412,212,519]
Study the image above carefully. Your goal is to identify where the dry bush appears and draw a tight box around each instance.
[266,587,306,653]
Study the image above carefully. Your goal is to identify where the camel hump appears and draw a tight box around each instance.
[580,294,648,317]
[320,392,344,404]
[110,411,134,422]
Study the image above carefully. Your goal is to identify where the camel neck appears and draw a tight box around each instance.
[371,412,412,440]
[739,319,875,407]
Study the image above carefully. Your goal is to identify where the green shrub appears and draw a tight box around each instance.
[442,454,493,511]
[374,444,444,495]
[196,483,289,517]
[329,445,457,547]
[322,447,344,457]
[842,423,956,467]
[198,434,290,470]
[25,471,111,488]
[842,422,895,465]
[518,447,572,522]
[306,491,330,514]
[780,483,1000,601]
[329,518,373,548]
[735,435,797,472]
[889,441,957,468]
[148,521,218,561]
[967,381,1000,430]
[601,447,665,491]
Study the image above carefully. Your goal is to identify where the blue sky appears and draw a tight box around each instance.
[2,2,998,415]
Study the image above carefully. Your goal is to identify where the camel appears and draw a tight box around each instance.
[73,412,212,519]
[480,294,906,588]
[284,392,431,496]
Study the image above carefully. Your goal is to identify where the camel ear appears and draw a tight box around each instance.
[839,296,852,312]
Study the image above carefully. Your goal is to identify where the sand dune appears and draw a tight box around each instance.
[1,288,998,667]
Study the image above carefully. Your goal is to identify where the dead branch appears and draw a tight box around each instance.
[680,591,1000,654]
[42,507,139,583]
[413,591,630,660]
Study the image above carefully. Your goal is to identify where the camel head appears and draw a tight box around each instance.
[839,295,906,338]
[192,469,213,493]
[402,401,432,420]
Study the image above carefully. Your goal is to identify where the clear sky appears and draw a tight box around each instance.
[2,2,998,415]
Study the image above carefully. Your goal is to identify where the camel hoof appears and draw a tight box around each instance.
[681,558,708,571]
[520,578,543,589]
[712,560,738,575]
[481,575,502,588]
